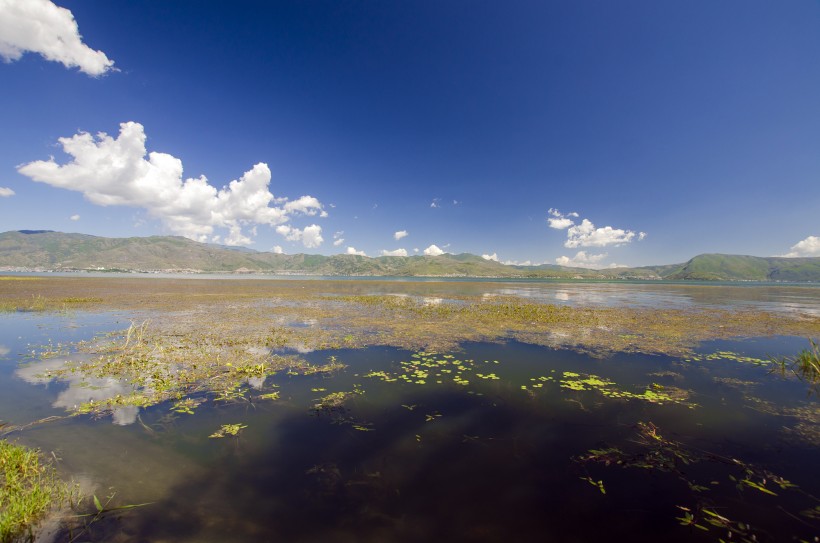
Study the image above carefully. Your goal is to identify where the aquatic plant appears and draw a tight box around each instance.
[209,423,247,438]
[575,422,815,542]
[0,440,73,543]
[771,339,820,394]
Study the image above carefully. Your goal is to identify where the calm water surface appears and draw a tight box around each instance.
[1,283,818,542]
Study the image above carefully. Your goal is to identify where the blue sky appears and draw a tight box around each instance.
[1,0,818,267]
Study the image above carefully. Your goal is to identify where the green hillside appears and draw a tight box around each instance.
[1,231,818,281]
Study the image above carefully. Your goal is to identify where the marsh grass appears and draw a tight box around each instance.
[772,339,820,394]
[0,440,73,543]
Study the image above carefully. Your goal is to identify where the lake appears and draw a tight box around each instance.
[1,278,818,542]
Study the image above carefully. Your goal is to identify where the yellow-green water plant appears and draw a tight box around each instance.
[209,423,247,438]
[0,440,74,543]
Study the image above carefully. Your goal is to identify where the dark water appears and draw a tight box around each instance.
[1,313,818,541]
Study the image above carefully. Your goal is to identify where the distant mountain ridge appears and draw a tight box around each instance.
[0,230,818,282]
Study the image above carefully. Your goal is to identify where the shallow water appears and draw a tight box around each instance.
[1,286,818,542]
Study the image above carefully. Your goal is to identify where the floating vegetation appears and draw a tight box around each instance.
[0,440,74,543]
[2,277,817,358]
[21,319,351,422]
[209,423,247,438]
[684,350,771,366]
[558,372,694,406]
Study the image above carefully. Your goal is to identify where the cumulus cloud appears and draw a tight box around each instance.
[547,208,575,229]
[423,244,445,256]
[275,224,323,248]
[394,230,408,240]
[555,251,610,269]
[70,214,80,221]
[0,0,115,76]
[482,253,498,262]
[284,196,325,217]
[17,122,326,247]
[548,208,642,249]
[0,187,14,197]
[381,248,408,257]
[346,246,366,256]
[548,217,574,229]
[565,219,636,248]
[272,245,284,254]
[780,236,820,258]
[332,231,344,246]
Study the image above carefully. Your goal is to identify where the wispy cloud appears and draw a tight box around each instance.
[394,230,408,240]
[70,214,80,221]
[0,0,115,76]
[430,198,441,208]
[380,248,407,257]
[332,231,344,246]
[17,122,326,246]
[780,236,820,258]
[0,187,14,197]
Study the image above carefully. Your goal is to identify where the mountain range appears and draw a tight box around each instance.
[1,230,818,282]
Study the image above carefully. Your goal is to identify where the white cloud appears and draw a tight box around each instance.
[0,187,14,197]
[548,217,574,229]
[430,198,440,208]
[413,248,419,253]
[346,246,366,256]
[503,259,533,266]
[333,238,344,246]
[283,196,324,217]
[548,208,641,249]
[18,122,325,246]
[482,253,498,262]
[332,231,344,246]
[70,214,80,221]
[565,219,636,248]
[780,236,820,258]
[0,0,115,76]
[381,248,408,257]
[394,230,408,240]
[423,244,445,256]
[272,245,283,254]
[555,251,609,269]
[275,224,323,248]
[547,208,576,230]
